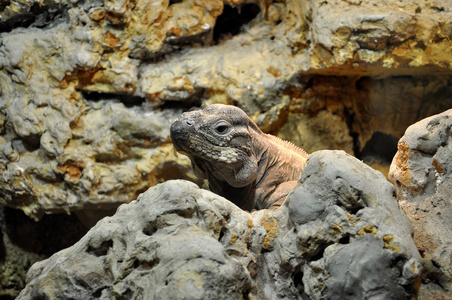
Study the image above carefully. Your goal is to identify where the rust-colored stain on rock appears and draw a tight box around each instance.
[357,225,377,236]
[260,215,279,250]
[59,161,86,180]
[104,31,120,48]
[267,66,282,78]
[393,142,411,186]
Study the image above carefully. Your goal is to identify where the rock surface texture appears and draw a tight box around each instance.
[18,151,422,299]
[389,109,452,299]
[1,0,452,221]
[2,0,452,297]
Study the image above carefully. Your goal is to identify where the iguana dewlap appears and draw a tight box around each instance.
[170,104,308,211]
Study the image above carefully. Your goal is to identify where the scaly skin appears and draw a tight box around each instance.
[170,104,308,211]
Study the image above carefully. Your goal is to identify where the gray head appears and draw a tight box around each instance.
[170,104,261,187]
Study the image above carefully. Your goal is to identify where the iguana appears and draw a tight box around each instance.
[170,104,308,211]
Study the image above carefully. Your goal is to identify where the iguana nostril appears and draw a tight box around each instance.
[185,119,194,126]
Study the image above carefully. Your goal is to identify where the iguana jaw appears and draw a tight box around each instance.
[187,136,239,164]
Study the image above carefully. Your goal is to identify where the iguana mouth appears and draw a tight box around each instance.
[188,136,238,164]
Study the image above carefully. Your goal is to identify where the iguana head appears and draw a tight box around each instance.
[170,104,260,188]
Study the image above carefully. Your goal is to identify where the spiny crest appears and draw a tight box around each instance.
[267,134,309,158]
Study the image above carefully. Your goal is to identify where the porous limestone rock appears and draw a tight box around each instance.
[18,180,254,300]
[280,76,452,154]
[278,110,354,154]
[2,0,452,221]
[389,109,452,298]
[283,150,422,299]
[18,151,422,299]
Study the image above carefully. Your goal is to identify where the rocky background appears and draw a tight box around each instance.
[1,0,452,298]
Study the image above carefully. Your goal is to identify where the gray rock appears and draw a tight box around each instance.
[18,180,253,300]
[389,109,452,297]
[286,150,421,299]
[18,150,422,299]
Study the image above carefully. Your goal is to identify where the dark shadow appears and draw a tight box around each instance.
[4,207,88,257]
[360,131,399,163]
[213,4,261,44]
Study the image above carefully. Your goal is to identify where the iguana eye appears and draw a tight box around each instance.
[213,121,231,135]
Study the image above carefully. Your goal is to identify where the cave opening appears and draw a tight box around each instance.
[3,207,88,257]
[359,131,399,165]
[212,3,261,44]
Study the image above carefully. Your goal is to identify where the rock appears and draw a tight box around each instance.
[17,180,253,300]
[279,76,452,164]
[286,150,421,299]
[278,110,354,154]
[1,0,452,221]
[389,109,452,298]
[18,151,422,299]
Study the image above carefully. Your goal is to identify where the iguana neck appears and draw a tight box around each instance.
[251,131,307,209]
[265,134,309,161]
[252,132,307,168]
